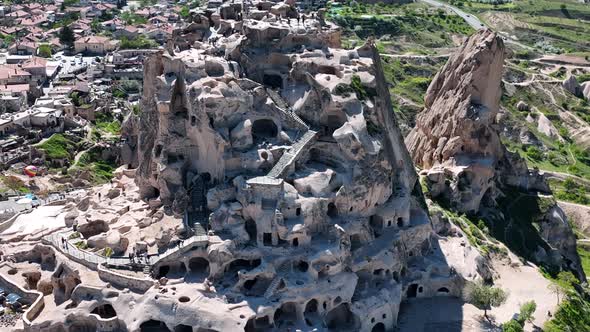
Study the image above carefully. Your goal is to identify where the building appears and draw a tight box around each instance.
[74,36,118,55]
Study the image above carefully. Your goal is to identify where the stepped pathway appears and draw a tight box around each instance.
[264,88,318,179]
[266,88,309,130]
[184,176,210,238]
[43,228,208,271]
[267,130,317,179]
[264,262,292,298]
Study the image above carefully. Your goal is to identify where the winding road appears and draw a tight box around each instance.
[418,0,535,51]
[418,0,485,30]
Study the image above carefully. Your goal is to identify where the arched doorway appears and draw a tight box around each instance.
[263,74,283,89]
[187,257,209,282]
[91,303,117,318]
[407,284,418,298]
[304,299,320,326]
[174,325,193,332]
[252,119,278,139]
[140,320,171,332]
[324,303,360,331]
[274,302,298,327]
[372,322,385,332]
[327,203,338,218]
[245,219,257,243]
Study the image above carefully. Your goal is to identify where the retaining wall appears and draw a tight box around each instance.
[0,267,44,328]
[97,264,154,292]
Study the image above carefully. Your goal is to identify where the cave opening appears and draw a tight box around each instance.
[252,119,278,139]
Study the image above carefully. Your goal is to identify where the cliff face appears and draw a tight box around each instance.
[407,30,505,170]
[406,30,584,280]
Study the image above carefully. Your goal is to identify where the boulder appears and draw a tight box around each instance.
[107,188,121,199]
[64,211,79,227]
[87,231,129,255]
[230,119,253,150]
[37,279,53,295]
[76,196,91,212]
[516,100,529,112]
[77,218,109,238]
[563,75,583,97]
[582,81,590,100]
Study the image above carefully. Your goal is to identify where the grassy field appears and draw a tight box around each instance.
[444,0,590,53]
[329,1,474,52]
[36,134,78,161]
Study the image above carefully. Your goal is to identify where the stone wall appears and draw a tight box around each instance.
[97,264,154,292]
[0,211,24,233]
[0,266,45,327]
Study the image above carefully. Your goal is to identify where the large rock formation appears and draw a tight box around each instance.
[117,10,490,332]
[406,30,584,280]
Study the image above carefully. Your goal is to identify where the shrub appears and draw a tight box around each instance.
[502,319,523,332]
[525,146,543,161]
[518,300,537,325]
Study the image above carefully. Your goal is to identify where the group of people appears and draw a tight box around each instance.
[128,250,149,264]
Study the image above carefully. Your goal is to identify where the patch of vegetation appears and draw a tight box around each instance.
[37,44,52,58]
[544,289,590,332]
[120,12,148,25]
[36,134,78,161]
[68,232,81,240]
[119,36,157,49]
[351,74,372,100]
[329,2,474,50]
[554,178,589,205]
[74,240,88,250]
[502,300,537,332]
[382,57,440,107]
[74,147,117,184]
[95,112,121,135]
[430,204,508,258]
[1,176,30,194]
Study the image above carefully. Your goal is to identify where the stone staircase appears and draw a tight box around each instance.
[185,176,210,237]
[264,276,284,298]
[266,88,309,130]
[264,262,292,298]
[267,129,317,179]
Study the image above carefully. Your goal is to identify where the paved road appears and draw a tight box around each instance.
[418,0,485,30]
[418,0,535,51]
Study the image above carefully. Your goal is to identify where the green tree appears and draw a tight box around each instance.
[38,44,52,58]
[179,6,190,18]
[59,26,75,49]
[3,176,26,194]
[548,283,563,304]
[525,146,543,161]
[518,300,536,325]
[91,19,100,32]
[465,282,508,320]
[502,319,523,332]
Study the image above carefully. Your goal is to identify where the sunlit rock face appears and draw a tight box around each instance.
[406,30,584,280]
